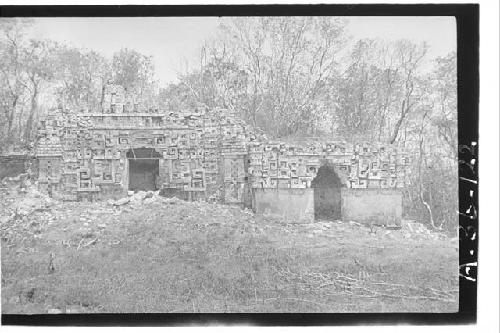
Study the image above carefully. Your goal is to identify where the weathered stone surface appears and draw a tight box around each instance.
[341,188,403,227]
[0,154,31,180]
[113,197,130,206]
[31,83,409,222]
[143,197,156,205]
[253,188,314,223]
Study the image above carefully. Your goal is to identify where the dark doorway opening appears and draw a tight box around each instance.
[126,148,161,192]
[311,164,342,220]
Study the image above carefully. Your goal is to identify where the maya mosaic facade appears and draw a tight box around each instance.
[247,141,409,190]
[34,84,409,204]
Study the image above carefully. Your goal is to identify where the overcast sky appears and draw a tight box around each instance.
[28,16,456,85]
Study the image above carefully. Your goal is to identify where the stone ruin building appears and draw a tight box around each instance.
[31,84,410,225]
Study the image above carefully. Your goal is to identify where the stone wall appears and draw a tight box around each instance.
[36,105,258,202]
[253,188,314,223]
[34,84,262,202]
[247,141,408,190]
[33,83,409,225]
[341,188,403,226]
[0,154,32,180]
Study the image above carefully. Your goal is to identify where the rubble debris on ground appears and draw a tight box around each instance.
[111,197,130,206]
[109,190,164,207]
[1,187,450,253]
[1,187,457,314]
[1,173,30,189]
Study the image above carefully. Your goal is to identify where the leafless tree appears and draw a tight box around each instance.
[0,18,33,145]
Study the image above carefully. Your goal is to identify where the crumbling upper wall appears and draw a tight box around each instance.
[101,83,152,114]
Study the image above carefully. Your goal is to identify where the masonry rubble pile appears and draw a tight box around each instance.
[0,185,448,261]
[1,186,54,221]
[109,190,166,206]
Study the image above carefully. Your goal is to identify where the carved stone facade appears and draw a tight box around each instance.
[33,84,408,223]
[247,141,408,190]
[34,103,258,202]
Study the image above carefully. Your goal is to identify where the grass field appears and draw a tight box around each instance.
[1,190,459,314]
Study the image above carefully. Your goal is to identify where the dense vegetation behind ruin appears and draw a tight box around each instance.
[0,18,457,232]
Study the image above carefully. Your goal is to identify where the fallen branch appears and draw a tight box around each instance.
[76,238,85,251]
[275,267,457,304]
[78,238,98,250]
